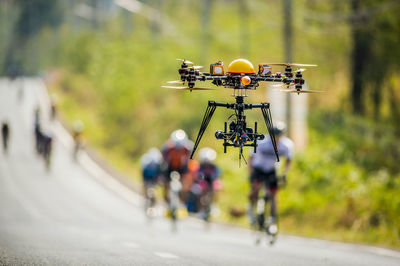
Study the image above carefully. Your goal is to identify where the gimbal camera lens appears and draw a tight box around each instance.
[215,130,224,139]
[257,134,265,140]
[229,121,236,131]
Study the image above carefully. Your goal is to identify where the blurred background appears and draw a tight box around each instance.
[1,0,399,247]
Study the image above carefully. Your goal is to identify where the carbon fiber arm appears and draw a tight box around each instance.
[190,101,217,159]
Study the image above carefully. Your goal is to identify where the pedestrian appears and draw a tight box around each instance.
[1,121,10,154]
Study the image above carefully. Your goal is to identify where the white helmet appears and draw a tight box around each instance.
[198,147,217,163]
[73,120,84,133]
[170,129,187,142]
[273,121,286,136]
[140,147,162,166]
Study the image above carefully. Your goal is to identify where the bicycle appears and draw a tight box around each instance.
[253,175,286,245]
[73,137,83,160]
[168,171,182,231]
[144,184,157,219]
[42,134,53,171]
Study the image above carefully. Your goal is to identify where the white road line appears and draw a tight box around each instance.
[154,252,179,259]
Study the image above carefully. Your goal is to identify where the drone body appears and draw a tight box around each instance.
[163,58,319,164]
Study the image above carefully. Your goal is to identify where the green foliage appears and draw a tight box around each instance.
[309,111,400,175]
[279,111,400,246]
[0,2,19,73]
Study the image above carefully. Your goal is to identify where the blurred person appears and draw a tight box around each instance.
[169,171,183,227]
[42,132,53,170]
[161,129,193,204]
[140,148,163,217]
[248,121,294,225]
[72,120,84,160]
[1,121,10,154]
[34,107,43,154]
[182,159,200,207]
[7,64,18,81]
[187,147,222,222]
[50,94,58,121]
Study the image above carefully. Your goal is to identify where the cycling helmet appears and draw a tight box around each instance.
[170,129,187,142]
[73,120,84,133]
[170,129,188,148]
[140,147,162,166]
[198,147,217,163]
[147,147,162,162]
[273,121,286,136]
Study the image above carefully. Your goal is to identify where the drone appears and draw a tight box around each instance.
[163,58,320,165]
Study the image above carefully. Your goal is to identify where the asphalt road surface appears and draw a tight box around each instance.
[0,78,399,266]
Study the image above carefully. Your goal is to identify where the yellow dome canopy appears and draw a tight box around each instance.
[227,59,255,74]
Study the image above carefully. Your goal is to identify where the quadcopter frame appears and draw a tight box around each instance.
[165,59,318,164]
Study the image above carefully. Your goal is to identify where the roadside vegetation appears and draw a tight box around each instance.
[2,0,399,247]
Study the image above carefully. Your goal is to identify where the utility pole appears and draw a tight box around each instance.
[200,0,212,63]
[238,0,249,57]
[91,0,98,29]
[283,0,292,137]
[283,0,308,149]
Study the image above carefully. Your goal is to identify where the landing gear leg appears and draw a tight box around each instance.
[191,102,217,159]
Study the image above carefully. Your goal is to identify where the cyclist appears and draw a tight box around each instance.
[140,148,162,217]
[1,121,10,154]
[72,120,84,159]
[50,96,57,121]
[42,132,53,170]
[192,147,222,221]
[161,129,193,205]
[34,107,43,154]
[248,121,294,226]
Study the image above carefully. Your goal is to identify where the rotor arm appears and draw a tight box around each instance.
[256,76,295,86]
[190,101,218,159]
[204,75,228,81]
[256,76,283,82]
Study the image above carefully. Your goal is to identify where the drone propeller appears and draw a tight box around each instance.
[177,59,193,65]
[280,89,324,93]
[167,80,185,84]
[188,65,203,70]
[268,63,317,67]
[268,83,295,89]
[162,86,215,90]
[296,68,306,72]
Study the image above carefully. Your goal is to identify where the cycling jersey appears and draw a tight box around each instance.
[251,136,294,173]
[198,163,220,186]
[142,161,161,183]
[162,139,193,171]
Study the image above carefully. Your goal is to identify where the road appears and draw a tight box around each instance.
[0,78,399,265]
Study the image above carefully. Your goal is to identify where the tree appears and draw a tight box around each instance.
[3,0,64,75]
[350,0,371,115]
[350,0,400,117]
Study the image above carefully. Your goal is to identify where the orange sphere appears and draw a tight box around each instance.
[241,76,251,85]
